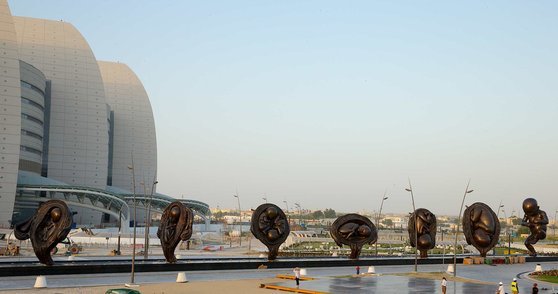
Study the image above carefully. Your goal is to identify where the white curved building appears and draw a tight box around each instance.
[0,0,22,226]
[13,16,109,189]
[0,0,211,228]
[98,61,157,194]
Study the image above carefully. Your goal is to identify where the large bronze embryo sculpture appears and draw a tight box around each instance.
[157,201,193,263]
[330,214,377,259]
[408,208,436,258]
[250,203,290,260]
[521,198,548,256]
[462,202,500,257]
[14,200,73,266]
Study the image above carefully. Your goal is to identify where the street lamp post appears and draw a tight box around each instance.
[283,200,290,225]
[295,202,301,225]
[233,194,242,247]
[144,180,157,260]
[126,156,138,286]
[405,179,418,272]
[496,203,504,218]
[140,181,147,260]
[453,180,473,277]
[376,192,388,257]
[117,210,122,255]
[501,209,511,255]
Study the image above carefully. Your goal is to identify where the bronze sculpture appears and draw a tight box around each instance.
[408,208,436,258]
[157,201,193,263]
[462,202,500,257]
[330,214,377,259]
[250,203,290,260]
[521,198,548,256]
[14,200,73,266]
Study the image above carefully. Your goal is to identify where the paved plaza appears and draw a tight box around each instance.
[0,261,557,293]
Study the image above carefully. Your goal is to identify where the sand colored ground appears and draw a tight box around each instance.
[0,278,284,294]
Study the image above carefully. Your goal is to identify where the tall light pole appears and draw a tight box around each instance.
[295,202,301,225]
[554,210,558,242]
[376,191,388,257]
[283,200,290,225]
[126,155,137,286]
[233,194,241,247]
[453,180,473,277]
[502,209,511,256]
[496,203,504,218]
[140,180,147,260]
[144,179,157,259]
[117,210,122,255]
[405,179,418,272]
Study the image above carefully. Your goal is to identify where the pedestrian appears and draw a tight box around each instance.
[441,277,447,294]
[293,267,301,288]
[356,265,360,275]
[511,278,519,294]
[496,282,505,294]
[532,283,539,294]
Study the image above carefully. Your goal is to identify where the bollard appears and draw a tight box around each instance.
[34,276,47,288]
[367,266,375,274]
[535,264,542,272]
[446,264,454,274]
[176,272,188,283]
[300,268,307,276]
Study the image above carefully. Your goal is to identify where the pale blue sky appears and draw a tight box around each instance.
[9,1,558,215]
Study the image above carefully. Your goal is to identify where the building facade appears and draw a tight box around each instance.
[0,0,210,228]
[0,0,22,226]
[98,61,157,194]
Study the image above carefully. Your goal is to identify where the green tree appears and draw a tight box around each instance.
[517,226,529,235]
[511,217,521,226]
[381,219,393,227]
[324,208,336,218]
[312,210,325,219]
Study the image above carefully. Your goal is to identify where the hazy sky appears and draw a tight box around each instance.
[9,1,558,216]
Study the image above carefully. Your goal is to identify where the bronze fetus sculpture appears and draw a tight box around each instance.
[330,214,377,259]
[157,201,193,263]
[521,198,548,256]
[250,203,290,260]
[408,208,436,258]
[462,202,500,257]
[14,200,73,265]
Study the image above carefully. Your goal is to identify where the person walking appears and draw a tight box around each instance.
[441,277,447,294]
[511,278,519,294]
[496,282,505,294]
[356,265,360,275]
[532,283,539,294]
[293,267,301,288]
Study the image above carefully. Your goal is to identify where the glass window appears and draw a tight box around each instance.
[21,113,43,126]
[21,97,45,111]
[20,80,45,96]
